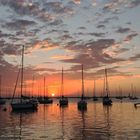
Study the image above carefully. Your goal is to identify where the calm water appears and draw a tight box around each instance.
[0,99,140,140]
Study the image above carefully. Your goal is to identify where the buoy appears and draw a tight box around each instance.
[3,108,7,111]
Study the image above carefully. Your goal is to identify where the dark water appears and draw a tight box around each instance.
[0,99,140,140]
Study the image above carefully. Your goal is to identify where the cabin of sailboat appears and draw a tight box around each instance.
[11,46,38,111]
[59,68,68,106]
[102,69,112,106]
[78,64,87,110]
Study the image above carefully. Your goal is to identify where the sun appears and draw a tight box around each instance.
[51,93,55,97]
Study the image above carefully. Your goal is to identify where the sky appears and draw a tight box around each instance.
[0,0,140,97]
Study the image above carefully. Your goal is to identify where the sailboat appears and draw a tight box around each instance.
[93,79,98,101]
[116,86,123,100]
[77,64,87,110]
[59,67,68,106]
[11,45,38,111]
[102,69,112,105]
[129,84,138,100]
[38,77,53,104]
[0,75,6,105]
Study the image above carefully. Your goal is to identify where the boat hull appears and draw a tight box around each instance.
[38,99,53,104]
[93,97,98,101]
[11,102,38,111]
[103,97,112,105]
[78,100,87,110]
[59,98,68,106]
[0,100,6,105]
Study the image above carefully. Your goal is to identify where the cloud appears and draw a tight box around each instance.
[3,19,36,30]
[96,24,106,29]
[78,26,86,30]
[116,27,131,33]
[72,0,81,5]
[62,39,125,72]
[29,39,59,52]
[77,32,106,37]
[129,54,140,61]
[129,0,140,8]
[98,16,119,24]
[124,33,138,42]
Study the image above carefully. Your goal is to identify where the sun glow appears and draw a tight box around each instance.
[51,93,55,97]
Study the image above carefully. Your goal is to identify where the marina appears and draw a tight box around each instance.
[0,98,140,140]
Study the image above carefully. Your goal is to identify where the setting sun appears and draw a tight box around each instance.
[51,93,55,97]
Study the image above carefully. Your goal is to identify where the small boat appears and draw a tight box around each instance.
[129,84,139,100]
[0,97,6,105]
[59,68,68,106]
[0,75,6,105]
[116,86,123,100]
[38,77,53,104]
[102,69,112,106]
[93,80,98,101]
[78,64,87,110]
[11,46,38,111]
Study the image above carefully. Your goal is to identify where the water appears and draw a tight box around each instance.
[0,99,140,140]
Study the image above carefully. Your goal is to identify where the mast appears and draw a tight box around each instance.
[44,77,46,98]
[131,84,134,97]
[81,64,84,99]
[32,75,34,97]
[21,45,24,102]
[61,67,64,98]
[0,75,1,97]
[105,68,109,97]
[93,80,96,97]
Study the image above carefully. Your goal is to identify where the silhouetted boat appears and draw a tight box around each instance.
[129,84,139,100]
[93,80,98,101]
[59,68,68,106]
[78,64,87,110]
[116,86,123,100]
[38,77,53,104]
[102,69,112,106]
[0,75,6,105]
[11,46,38,111]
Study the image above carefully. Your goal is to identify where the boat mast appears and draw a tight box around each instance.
[131,84,134,98]
[32,75,34,97]
[44,77,46,98]
[0,75,1,97]
[21,45,24,102]
[93,80,96,97]
[61,67,64,98]
[81,64,84,99]
[105,69,109,97]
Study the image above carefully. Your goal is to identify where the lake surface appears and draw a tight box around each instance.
[0,99,140,140]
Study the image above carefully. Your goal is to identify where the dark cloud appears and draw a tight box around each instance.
[78,26,86,30]
[3,19,36,30]
[49,19,63,26]
[76,32,106,37]
[43,2,73,14]
[99,16,119,24]
[129,54,140,61]
[129,0,140,8]
[59,34,73,40]
[96,24,106,29]
[113,48,129,54]
[116,27,131,33]
[62,39,124,71]
[124,33,138,42]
